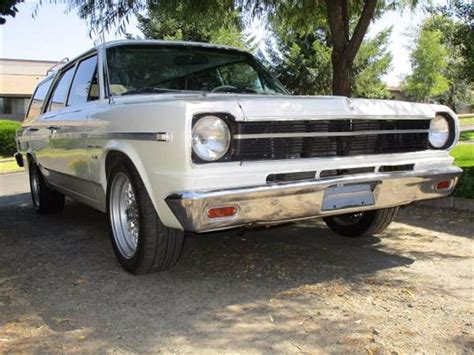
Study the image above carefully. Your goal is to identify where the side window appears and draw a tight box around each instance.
[47,66,75,112]
[89,70,100,101]
[26,77,53,118]
[67,55,99,106]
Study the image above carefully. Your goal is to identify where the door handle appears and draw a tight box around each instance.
[47,126,61,134]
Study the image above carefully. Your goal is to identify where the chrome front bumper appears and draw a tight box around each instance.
[165,167,462,232]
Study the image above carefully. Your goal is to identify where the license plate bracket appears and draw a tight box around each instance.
[322,184,375,211]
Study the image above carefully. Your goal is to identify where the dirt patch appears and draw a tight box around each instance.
[0,175,473,353]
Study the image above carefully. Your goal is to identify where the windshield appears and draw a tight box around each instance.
[106,44,288,96]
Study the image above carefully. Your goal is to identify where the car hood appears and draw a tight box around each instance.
[113,93,455,121]
[239,96,444,120]
[231,95,453,121]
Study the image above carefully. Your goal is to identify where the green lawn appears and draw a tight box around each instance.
[460,131,474,141]
[0,160,24,174]
[459,116,474,126]
[451,143,474,199]
[451,143,474,167]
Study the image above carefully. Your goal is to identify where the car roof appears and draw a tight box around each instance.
[35,72,56,87]
[98,39,247,53]
[48,39,248,75]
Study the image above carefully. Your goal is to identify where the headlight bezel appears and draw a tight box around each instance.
[429,113,456,150]
[192,113,233,163]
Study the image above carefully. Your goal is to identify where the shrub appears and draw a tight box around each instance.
[453,167,474,199]
[451,143,474,199]
[0,120,21,158]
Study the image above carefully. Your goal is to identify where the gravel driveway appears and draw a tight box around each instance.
[0,172,473,353]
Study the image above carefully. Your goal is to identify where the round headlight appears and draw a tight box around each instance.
[429,115,450,148]
[192,116,231,161]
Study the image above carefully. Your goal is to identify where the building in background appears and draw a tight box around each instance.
[387,85,406,101]
[0,58,58,121]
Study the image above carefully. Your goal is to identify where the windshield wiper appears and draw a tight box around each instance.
[121,86,192,96]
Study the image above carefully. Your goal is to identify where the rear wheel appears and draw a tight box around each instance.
[323,207,398,238]
[107,156,184,274]
[29,161,65,214]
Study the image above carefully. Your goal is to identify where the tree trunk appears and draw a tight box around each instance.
[449,82,456,112]
[332,56,352,96]
[324,0,378,98]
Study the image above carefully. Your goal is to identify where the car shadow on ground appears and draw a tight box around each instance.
[0,192,423,352]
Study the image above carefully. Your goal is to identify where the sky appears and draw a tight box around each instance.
[1,1,440,86]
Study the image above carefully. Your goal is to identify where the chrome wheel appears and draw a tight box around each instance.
[30,166,40,207]
[110,172,139,258]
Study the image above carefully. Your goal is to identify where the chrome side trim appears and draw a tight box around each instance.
[165,166,462,232]
[156,132,172,142]
[239,115,433,121]
[233,129,429,140]
[88,132,171,142]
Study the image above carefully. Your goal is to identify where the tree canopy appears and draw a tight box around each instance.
[42,0,418,97]
[135,1,393,98]
[137,1,245,48]
[263,4,392,97]
[0,0,24,25]
[351,28,392,98]
[432,0,473,84]
[403,3,473,110]
[404,28,449,102]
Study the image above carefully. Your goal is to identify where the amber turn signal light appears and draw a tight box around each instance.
[207,206,237,219]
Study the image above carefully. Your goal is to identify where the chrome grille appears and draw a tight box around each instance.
[227,119,430,162]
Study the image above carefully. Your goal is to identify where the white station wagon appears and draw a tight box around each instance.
[16,40,462,274]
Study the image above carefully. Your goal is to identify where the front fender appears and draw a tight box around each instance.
[100,140,183,230]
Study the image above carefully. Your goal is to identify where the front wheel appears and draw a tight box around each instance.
[323,207,399,238]
[107,157,184,274]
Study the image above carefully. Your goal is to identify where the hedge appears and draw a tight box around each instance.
[451,143,474,199]
[0,120,21,158]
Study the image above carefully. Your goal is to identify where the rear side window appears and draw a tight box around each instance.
[26,77,53,118]
[47,66,75,112]
[67,55,99,106]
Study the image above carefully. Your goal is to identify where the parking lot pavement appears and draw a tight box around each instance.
[1,172,473,353]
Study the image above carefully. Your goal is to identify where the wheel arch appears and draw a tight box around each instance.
[100,142,168,226]
[26,152,34,165]
[101,143,152,195]
[25,151,38,171]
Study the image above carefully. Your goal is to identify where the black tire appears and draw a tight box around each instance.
[29,161,65,214]
[106,156,184,274]
[323,207,398,238]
